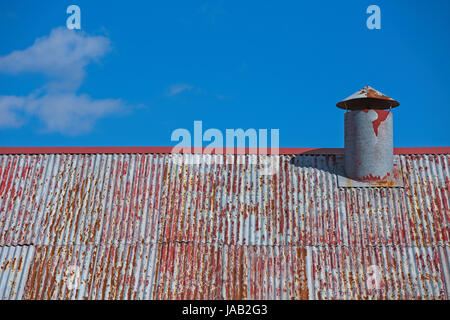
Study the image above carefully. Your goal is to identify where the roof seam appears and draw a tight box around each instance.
[9,243,450,247]
[0,147,449,155]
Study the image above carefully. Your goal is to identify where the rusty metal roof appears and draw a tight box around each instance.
[0,149,449,299]
[0,245,35,299]
[337,85,400,110]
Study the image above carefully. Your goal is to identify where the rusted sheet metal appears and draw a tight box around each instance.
[336,85,400,110]
[341,85,394,101]
[2,147,450,156]
[19,244,450,300]
[338,156,404,187]
[310,246,448,300]
[0,152,449,299]
[0,153,449,247]
[0,245,35,299]
[22,244,308,300]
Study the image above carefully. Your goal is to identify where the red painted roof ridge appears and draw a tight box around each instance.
[0,146,449,155]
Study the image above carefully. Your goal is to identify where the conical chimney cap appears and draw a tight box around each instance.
[336,85,399,110]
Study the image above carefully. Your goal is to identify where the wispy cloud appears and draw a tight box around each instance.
[0,92,125,135]
[168,83,194,96]
[0,27,111,91]
[0,96,26,128]
[0,27,128,135]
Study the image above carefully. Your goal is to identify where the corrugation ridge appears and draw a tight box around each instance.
[0,153,449,300]
[3,154,24,245]
[11,155,34,244]
[0,155,20,245]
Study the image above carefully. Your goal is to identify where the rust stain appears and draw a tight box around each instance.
[365,87,391,100]
[0,152,447,300]
[296,247,309,300]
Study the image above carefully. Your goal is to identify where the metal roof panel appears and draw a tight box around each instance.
[0,151,448,299]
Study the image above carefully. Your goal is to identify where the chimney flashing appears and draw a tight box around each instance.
[336,155,404,188]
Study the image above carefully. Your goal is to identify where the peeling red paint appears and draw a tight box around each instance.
[363,109,391,136]
[372,110,390,136]
[0,152,449,300]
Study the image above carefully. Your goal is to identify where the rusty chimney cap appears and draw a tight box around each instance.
[336,85,400,110]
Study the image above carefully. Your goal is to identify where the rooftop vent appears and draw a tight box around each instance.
[337,86,400,183]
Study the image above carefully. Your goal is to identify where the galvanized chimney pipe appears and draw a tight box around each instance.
[344,110,393,181]
[337,86,399,182]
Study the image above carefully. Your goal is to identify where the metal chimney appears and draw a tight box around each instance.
[337,86,400,182]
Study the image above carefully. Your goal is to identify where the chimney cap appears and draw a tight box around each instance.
[336,85,400,110]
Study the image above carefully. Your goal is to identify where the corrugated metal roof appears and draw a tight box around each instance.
[0,150,449,299]
[0,245,35,299]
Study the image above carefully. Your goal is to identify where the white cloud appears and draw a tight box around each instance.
[0,92,126,135]
[0,27,128,135]
[0,27,111,91]
[168,83,194,96]
[29,93,125,135]
[0,96,27,128]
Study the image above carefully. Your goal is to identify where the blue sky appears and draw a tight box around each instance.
[0,0,449,148]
